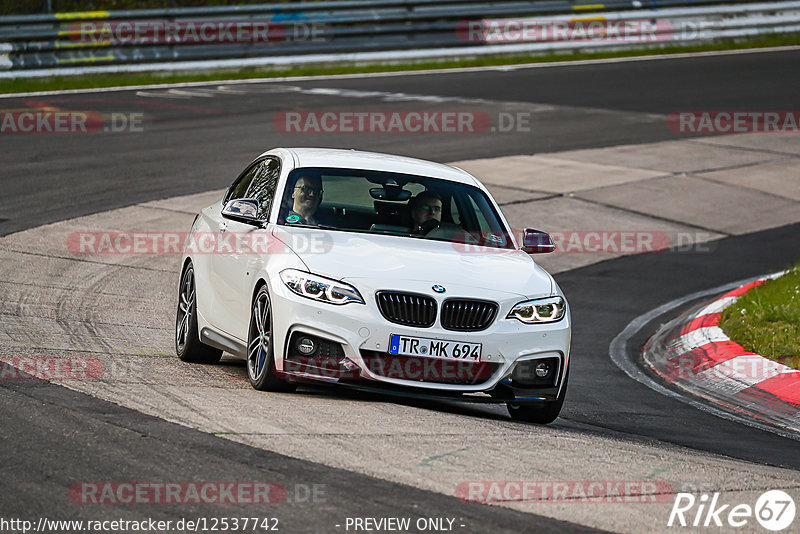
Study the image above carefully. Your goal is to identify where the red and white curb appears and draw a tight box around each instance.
[644,272,800,431]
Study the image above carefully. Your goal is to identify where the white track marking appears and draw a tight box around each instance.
[696,296,737,316]
[674,326,731,353]
[694,356,794,386]
[134,83,560,112]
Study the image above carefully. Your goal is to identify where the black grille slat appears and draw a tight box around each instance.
[441,299,498,332]
[395,294,402,321]
[479,305,492,328]
[377,291,436,328]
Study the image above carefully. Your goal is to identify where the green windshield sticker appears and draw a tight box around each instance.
[286,214,300,223]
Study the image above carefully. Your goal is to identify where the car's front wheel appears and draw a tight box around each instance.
[506,369,568,424]
[175,264,222,364]
[247,285,297,392]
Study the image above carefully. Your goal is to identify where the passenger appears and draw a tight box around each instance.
[286,175,323,226]
[409,191,442,234]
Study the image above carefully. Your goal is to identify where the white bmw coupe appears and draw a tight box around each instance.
[176,148,571,423]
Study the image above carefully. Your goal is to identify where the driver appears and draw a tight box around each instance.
[409,191,442,235]
[287,174,323,226]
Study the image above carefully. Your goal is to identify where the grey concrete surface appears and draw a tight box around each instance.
[696,133,800,156]
[578,175,800,236]
[696,159,800,202]
[453,155,664,194]
[535,139,779,174]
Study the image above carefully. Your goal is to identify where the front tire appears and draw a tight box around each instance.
[506,369,568,424]
[247,285,296,392]
[175,264,222,364]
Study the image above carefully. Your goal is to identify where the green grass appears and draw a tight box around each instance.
[2,33,800,95]
[720,263,800,369]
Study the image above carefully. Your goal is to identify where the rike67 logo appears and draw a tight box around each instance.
[668,490,796,531]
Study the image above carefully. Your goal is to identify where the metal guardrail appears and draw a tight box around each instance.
[0,0,798,75]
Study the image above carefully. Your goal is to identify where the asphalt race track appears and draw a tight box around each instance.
[3,48,800,237]
[1,48,800,533]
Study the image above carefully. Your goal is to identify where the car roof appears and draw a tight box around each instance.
[266,147,481,187]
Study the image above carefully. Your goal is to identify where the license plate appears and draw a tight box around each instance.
[388,334,482,361]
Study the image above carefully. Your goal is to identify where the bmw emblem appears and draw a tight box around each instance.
[432,285,446,293]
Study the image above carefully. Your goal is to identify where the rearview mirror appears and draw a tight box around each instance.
[521,228,555,254]
[369,187,412,201]
[222,198,261,225]
[369,178,411,201]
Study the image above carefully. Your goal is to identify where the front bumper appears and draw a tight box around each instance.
[268,276,571,400]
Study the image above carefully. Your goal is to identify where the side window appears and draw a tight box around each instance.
[448,194,461,225]
[466,194,490,234]
[464,191,511,247]
[246,158,281,220]
[226,162,259,202]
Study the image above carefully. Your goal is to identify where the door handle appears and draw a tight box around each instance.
[219,222,227,232]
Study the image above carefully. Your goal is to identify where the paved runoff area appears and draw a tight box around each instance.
[453,133,800,274]
[1,132,800,532]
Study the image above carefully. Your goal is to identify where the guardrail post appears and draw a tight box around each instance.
[0,43,11,69]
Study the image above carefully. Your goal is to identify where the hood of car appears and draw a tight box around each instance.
[273,226,553,299]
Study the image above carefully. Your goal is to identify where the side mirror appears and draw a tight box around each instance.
[222,198,261,225]
[521,228,555,254]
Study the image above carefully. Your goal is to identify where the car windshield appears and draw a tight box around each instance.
[277,167,514,249]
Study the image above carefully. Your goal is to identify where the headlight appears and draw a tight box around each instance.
[507,296,566,324]
[280,269,364,305]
